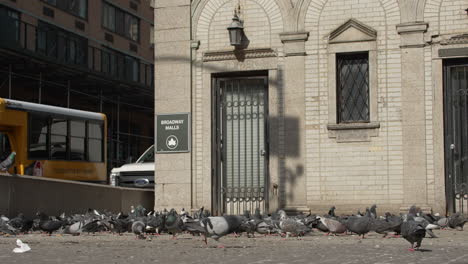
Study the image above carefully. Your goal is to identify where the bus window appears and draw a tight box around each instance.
[29,114,49,159]
[0,132,12,162]
[70,120,85,161]
[88,123,103,162]
[51,118,67,160]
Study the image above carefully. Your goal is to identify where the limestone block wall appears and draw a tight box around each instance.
[153,0,468,214]
[192,0,286,211]
[303,0,406,213]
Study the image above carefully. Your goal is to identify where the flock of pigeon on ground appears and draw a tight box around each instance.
[0,205,467,251]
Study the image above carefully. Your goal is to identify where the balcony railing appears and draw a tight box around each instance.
[0,18,153,89]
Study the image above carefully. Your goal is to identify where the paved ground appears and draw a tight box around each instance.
[0,229,467,264]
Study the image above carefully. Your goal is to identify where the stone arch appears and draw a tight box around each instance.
[297,0,400,33]
[191,0,286,42]
[400,0,426,23]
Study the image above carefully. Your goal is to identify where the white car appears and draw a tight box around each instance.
[109,145,154,188]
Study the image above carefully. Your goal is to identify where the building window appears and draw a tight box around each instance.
[42,0,87,19]
[102,2,139,42]
[101,47,140,83]
[37,21,88,66]
[336,52,369,123]
[0,5,20,43]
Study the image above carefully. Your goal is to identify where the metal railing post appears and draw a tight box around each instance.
[38,72,42,104]
[8,65,12,99]
[67,80,70,108]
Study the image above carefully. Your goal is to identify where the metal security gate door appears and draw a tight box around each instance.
[444,60,468,214]
[214,76,269,215]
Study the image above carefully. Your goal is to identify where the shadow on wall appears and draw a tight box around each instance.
[156,55,305,209]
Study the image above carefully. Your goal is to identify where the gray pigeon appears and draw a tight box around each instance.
[316,216,346,235]
[278,210,312,237]
[200,215,243,247]
[448,212,468,230]
[344,208,372,238]
[165,209,184,238]
[437,217,449,229]
[0,216,17,235]
[401,214,426,251]
[370,204,377,219]
[63,221,84,236]
[0,152,15,172]
[132,221,146,239]
[409,206,440,238]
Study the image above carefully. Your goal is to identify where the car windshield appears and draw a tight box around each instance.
[136,145,154,163]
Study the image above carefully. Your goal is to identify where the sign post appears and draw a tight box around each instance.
[156,113,190,153]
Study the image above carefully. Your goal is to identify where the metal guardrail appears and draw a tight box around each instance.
[0,18,153,89]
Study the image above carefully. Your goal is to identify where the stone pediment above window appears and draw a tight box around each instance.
[329,19,377,44]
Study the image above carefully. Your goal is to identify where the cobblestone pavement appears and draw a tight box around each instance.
[0,229,467,264]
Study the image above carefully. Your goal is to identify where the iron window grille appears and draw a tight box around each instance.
[336,52,370,123]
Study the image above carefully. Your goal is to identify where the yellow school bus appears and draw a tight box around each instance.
[0,98,107,183]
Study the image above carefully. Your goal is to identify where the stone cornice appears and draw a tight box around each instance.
[441,34,468,45]
[279,31,309,57]
[279,32,309,43]
[202,48,277,62]
[396,22,428,34]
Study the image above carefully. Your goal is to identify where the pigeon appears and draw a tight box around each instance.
[327,206,337,218]
[109,217,131,235]
[384,212,403,235]
[200,215,244,246]
[193,207,204,219]
[8,213,32,233]
[164,209,184,238]
[401,214,426,251]
[132,221,146,239]
[63,221,84,236]
[437,217,449,229]
[82,219,107,234]
[145,212,165,234]
[316,216,346,235]
[370,204,377,219]
[256,220,274,235]
[0,152,16,172]
[238,219,258,238]
[0,219,17,235]
[409,206,440,238]
[344,208,372,238]
[36,212,64,235]
[278,210,311,237]
[370,217,401,238]
[448,212,468,230]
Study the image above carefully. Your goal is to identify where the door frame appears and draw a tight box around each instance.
[443,58,468,214]
[211,70,270,215]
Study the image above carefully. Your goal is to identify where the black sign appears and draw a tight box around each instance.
[156,113,190,153]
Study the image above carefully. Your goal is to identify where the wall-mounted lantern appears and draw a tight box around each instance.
[227,11,244,47]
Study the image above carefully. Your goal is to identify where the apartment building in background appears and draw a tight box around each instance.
[0,0,155,175]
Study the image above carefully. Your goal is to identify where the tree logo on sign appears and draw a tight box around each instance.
[166,135,179,150]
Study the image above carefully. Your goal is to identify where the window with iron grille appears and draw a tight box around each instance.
[336,52,370,123]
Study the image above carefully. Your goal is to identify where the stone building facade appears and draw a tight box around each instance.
[153,0,468,215]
